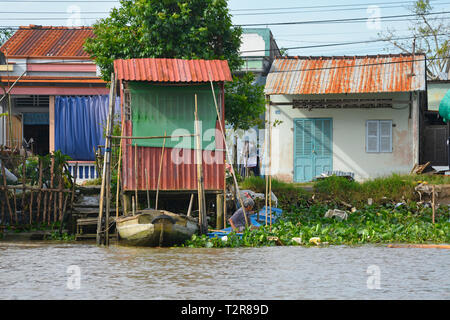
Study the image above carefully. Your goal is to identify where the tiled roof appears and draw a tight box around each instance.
[265,54,426,95]
[114,58,232,82]
[0,25,94,58]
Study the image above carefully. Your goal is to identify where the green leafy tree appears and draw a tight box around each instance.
[85,0,267,131]
[379,0,449,80]
[225,72,266,131]
[84,0,243,81]
[0,28,13,47]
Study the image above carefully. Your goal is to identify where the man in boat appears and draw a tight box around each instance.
[228,198,259,233]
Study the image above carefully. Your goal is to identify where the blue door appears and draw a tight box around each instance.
[294,119,332,182]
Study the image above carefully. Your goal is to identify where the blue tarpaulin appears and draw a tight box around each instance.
[55,95,120,161]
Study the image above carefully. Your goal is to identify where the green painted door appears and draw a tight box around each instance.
[294,119,332,182]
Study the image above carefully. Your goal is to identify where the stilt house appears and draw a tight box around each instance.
[114,58,232,197]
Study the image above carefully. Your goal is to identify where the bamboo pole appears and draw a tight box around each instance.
[13,183,17,224]
[268,100,272,229]
[145,168,150,209]
[223,162,227,228]
[29,190,33,225]
[58,163,64,222]
[134,142,138,211]
[97,72,116,246]
[155,130,167,211]
[48,156,54,225]
[194,96,207,234]
[187,194,194,217]
[432,185,436,224]
[105,77,117,247]
[1,159,13,224]
[207,78,249,227]
[109,134,196,140]
[22,153,26,217]
[36,158,43,223]
[115,114,125,219]
[53,164,58,223]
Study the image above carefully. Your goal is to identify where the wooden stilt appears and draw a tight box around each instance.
[223,162,227,228]
[97,72,116,246]
[36,159,43,223]
[22,154,26,220]
[13,186,17,224]
[432,185,436,224]
[194,95,207,234]
[145,168,150,209]
[269,101,272,229]
[116,116,125,219]
[155,130,167,211]
[48,156,54,225]
[216,193,224,229]
[134,142,138,211]
[187,194,194,217]
[29,190,33,225]
[58,164,64,222]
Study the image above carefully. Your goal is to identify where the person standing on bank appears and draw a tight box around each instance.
[228,198,258,233]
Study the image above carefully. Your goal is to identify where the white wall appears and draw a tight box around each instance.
[268,92,418,182]
[240,33,266,57]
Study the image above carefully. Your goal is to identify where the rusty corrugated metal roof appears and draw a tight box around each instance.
[265,54,426,95]
[0,25,94,58]
[114,58,232,82]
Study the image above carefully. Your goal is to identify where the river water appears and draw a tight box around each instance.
[0,241,448,300]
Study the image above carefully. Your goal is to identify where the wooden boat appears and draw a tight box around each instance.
[116,209,198,247]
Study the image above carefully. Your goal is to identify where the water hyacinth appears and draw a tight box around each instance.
[183,202,450,248]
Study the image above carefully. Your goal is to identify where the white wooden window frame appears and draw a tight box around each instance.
[366,120,393,153]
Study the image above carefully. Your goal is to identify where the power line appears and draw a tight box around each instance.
[231,0,442,12]
[234,3,450,16]
[239,33,450,55]
[235,11,450,27]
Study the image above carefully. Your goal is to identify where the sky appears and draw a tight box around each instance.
[0,0,449,56]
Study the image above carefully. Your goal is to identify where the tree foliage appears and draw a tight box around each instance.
[85,0,266,130]
[0,28,13,47]
[225,73,266,131]
[378,0,449,80]
[84,0,243,81]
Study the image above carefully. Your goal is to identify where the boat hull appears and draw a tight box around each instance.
[116,210,198,247]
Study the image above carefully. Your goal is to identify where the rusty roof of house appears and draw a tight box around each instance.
[0,25,94,59]
[114,58,232,82]
[265,54,426,95]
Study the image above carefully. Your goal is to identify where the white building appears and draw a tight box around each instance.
[264,54,427,182]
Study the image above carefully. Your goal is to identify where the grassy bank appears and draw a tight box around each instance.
[184,174,450,248]
[240,174,450,208]
[185,202,449,248]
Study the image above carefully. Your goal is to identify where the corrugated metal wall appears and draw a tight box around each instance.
[122,121,225,191]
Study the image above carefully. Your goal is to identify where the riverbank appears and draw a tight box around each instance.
[185,202,449,248]
[185,175,450,248]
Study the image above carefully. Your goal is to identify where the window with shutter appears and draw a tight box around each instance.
[366,120,393,153]
[379,120,392,152]
[366,120,379,153]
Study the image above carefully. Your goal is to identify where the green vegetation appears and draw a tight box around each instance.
[46,231,76,241]
[314,174,450,206]
[184,174,450,248]
[84,0,243,81]
[185,202,449,248]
